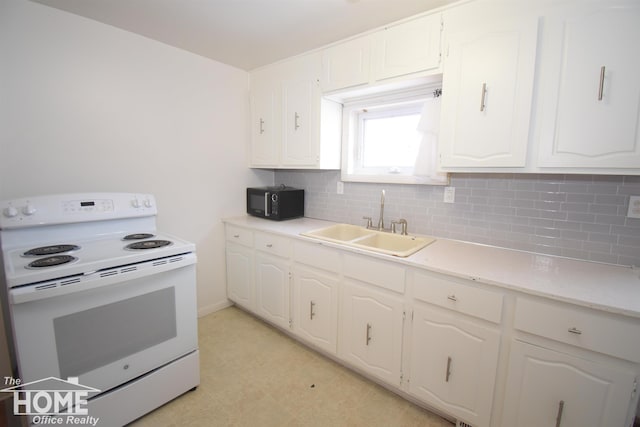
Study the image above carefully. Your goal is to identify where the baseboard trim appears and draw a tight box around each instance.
[197,300,232,317]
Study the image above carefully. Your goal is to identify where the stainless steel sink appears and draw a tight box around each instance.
[301,224,435,257]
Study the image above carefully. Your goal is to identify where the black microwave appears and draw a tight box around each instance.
[247,186,304,221]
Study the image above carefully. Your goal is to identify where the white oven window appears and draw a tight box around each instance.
[54,287,177,378]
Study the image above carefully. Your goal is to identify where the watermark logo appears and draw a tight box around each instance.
[1,376,100,426]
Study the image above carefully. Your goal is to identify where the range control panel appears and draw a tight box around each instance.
[0,193,157,229]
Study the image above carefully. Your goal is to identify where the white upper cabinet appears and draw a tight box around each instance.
[249,52,341,169]
[321,35,371,93]
[535,1,640,170]
[372,13,442,81]
[321,13,443,93]
[438,1,539,168]
[250,67,280,167]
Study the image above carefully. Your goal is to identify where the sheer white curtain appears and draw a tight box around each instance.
[413,96,447,183]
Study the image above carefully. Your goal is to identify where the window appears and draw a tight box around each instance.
[341,85,447,185]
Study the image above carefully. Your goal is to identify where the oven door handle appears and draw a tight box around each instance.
[10,252,197,304]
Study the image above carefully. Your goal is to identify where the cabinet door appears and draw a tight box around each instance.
[225,242,254,311]
[281,77,320,166]
[502,341,636,427]
[321,35,371,92]
[255,252,290,329]
[292,266,338,354]
[537,2,640,169]
[410,304,500,427]
[250,69,280,167]
[340,280,404,385]
[439,2,538,168]
[372,13,442,81]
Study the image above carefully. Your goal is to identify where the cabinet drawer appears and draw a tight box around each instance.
[514,297,640,363]
[254,232,291,258]
[413,271,503,324]
[343,254,405,293]
[293,241,341,272]
[225,225,253,247]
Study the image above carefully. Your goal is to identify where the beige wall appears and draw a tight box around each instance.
[0,0,273,316]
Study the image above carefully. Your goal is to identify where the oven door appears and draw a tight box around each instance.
[8,253,198,395]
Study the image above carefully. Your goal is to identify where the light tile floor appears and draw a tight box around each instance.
[131,306,454,427]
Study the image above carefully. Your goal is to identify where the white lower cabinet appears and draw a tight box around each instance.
[340,280,404,386]
[225,242,254,310]
[255,251,290,330]
[502,340,636,427]
[292,265,338,354]
[409,303,500,427]
[224,222,640,427]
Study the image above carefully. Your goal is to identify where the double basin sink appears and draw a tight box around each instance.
[300,223,435,257]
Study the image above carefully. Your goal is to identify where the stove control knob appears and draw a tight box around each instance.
[3,206,18,218]
[131,199,141,208]
[144,199,153,208]
[22,203,36,216]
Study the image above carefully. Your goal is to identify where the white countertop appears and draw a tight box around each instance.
[223,216,640,318]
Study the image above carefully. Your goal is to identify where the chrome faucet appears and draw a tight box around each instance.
[378,189,385,231]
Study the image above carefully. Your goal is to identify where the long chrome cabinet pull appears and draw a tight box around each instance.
[447,294,457,302]
[309,301,316,320]
[294,112,300,130]
[598,66,605,101]
[259,118,265,134]
[366,323,372,346]
[480,83,487,111]
[445,356,452,382]
[556,400,565,427]
[568,327,582,335]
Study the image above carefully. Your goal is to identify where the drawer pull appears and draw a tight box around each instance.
[568,327,582,335]
[266,244,273,248]
[447,295,457,302]
[233,234,240,238]
[366,323,372,346]
[309,301,316,320]
[445,356,452,382]
[556,400,565,427]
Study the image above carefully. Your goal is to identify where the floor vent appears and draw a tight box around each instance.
[457,421,473,427]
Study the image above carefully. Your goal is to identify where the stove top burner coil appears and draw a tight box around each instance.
[26,255,78,269]
[123,233,156,240]
[23,244,80,257]
[125,240,172,250]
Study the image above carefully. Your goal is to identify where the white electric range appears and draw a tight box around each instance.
[0,193,200,426]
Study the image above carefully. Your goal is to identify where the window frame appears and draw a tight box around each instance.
[340,84,448,185]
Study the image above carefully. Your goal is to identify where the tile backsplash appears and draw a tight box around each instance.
[275,170,640,267]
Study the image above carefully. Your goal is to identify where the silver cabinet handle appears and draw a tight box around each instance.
[259,118,265,134]
[233,234,240,238]
[447,295,457,302]
[556,400,565,427]
[480,82,487,112]
[598,66,605,101]
[366,323,372,346]
[445,356,452,382]
[568,327,582,335]
[266,244,273,248]
[294,112,300,130]
[310,301,316,320]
